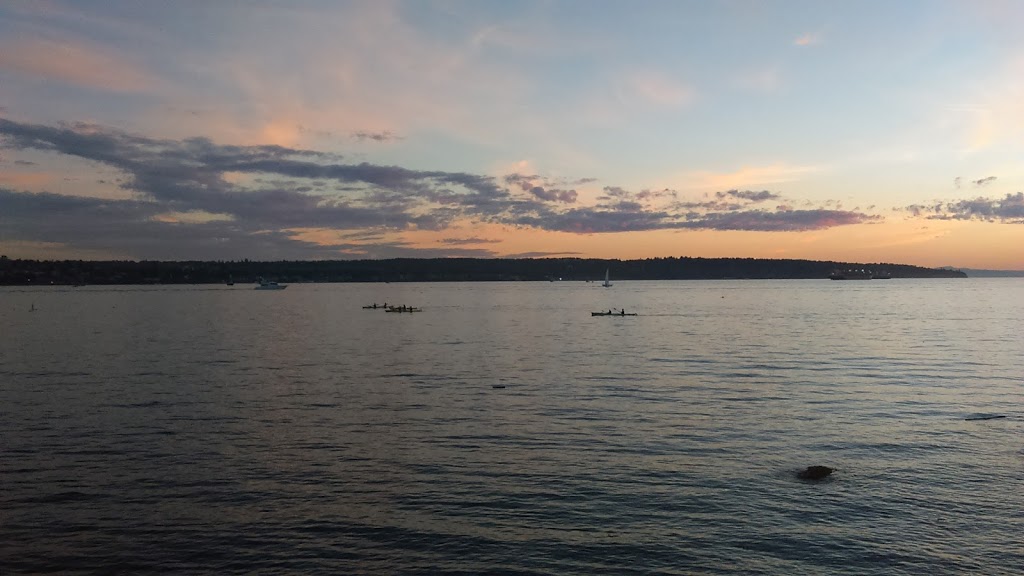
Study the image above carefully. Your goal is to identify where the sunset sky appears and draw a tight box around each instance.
[2,0,1023,269]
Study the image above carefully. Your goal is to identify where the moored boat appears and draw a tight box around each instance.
[255,277,287,290]
[829,269,873,280]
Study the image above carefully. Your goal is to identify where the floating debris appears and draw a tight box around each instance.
[965,415,1006,421]
[797,466,834,480]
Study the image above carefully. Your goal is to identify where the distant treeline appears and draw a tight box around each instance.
[0,256,967,285]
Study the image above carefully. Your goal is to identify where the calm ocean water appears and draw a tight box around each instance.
[2,279,1022,574]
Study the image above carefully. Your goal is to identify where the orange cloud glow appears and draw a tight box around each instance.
[0,36,155,92]
[0,240,128,261]
[794,32,821,46]
[398,218,1024,270]
[151,211,234,225]
[259,120,304,148]
[682,163,823,191]
[285,227,405,256]
[0,171,54,189]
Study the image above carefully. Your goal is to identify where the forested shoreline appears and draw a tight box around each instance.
[0,256,966,285]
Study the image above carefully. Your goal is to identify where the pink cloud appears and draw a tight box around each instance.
[0,171,53,189]
[630,72,694,108]
[794,32,821,46]
[0,37,155,92]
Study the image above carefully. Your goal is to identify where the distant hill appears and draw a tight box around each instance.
[952,268,1024,278]
[0,256,967,285]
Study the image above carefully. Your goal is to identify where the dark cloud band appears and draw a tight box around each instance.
[0,117,880,258]
[904,193,1024,223]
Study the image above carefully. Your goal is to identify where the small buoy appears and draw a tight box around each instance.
[797,466,834,480]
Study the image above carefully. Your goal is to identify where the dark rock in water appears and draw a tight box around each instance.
[797,466,834,480]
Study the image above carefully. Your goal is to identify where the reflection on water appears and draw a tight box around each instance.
[1,280,1022,574]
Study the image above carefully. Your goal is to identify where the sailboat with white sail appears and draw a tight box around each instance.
[602,268,612,288]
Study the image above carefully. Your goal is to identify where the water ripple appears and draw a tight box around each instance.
[2,280,1023,574]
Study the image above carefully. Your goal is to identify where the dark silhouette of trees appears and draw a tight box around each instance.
[0,256,966,285]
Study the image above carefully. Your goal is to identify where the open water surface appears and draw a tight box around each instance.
[2,279,1022,574]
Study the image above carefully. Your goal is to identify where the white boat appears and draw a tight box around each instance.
[255,277,287,290]
[602,268,612,288]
